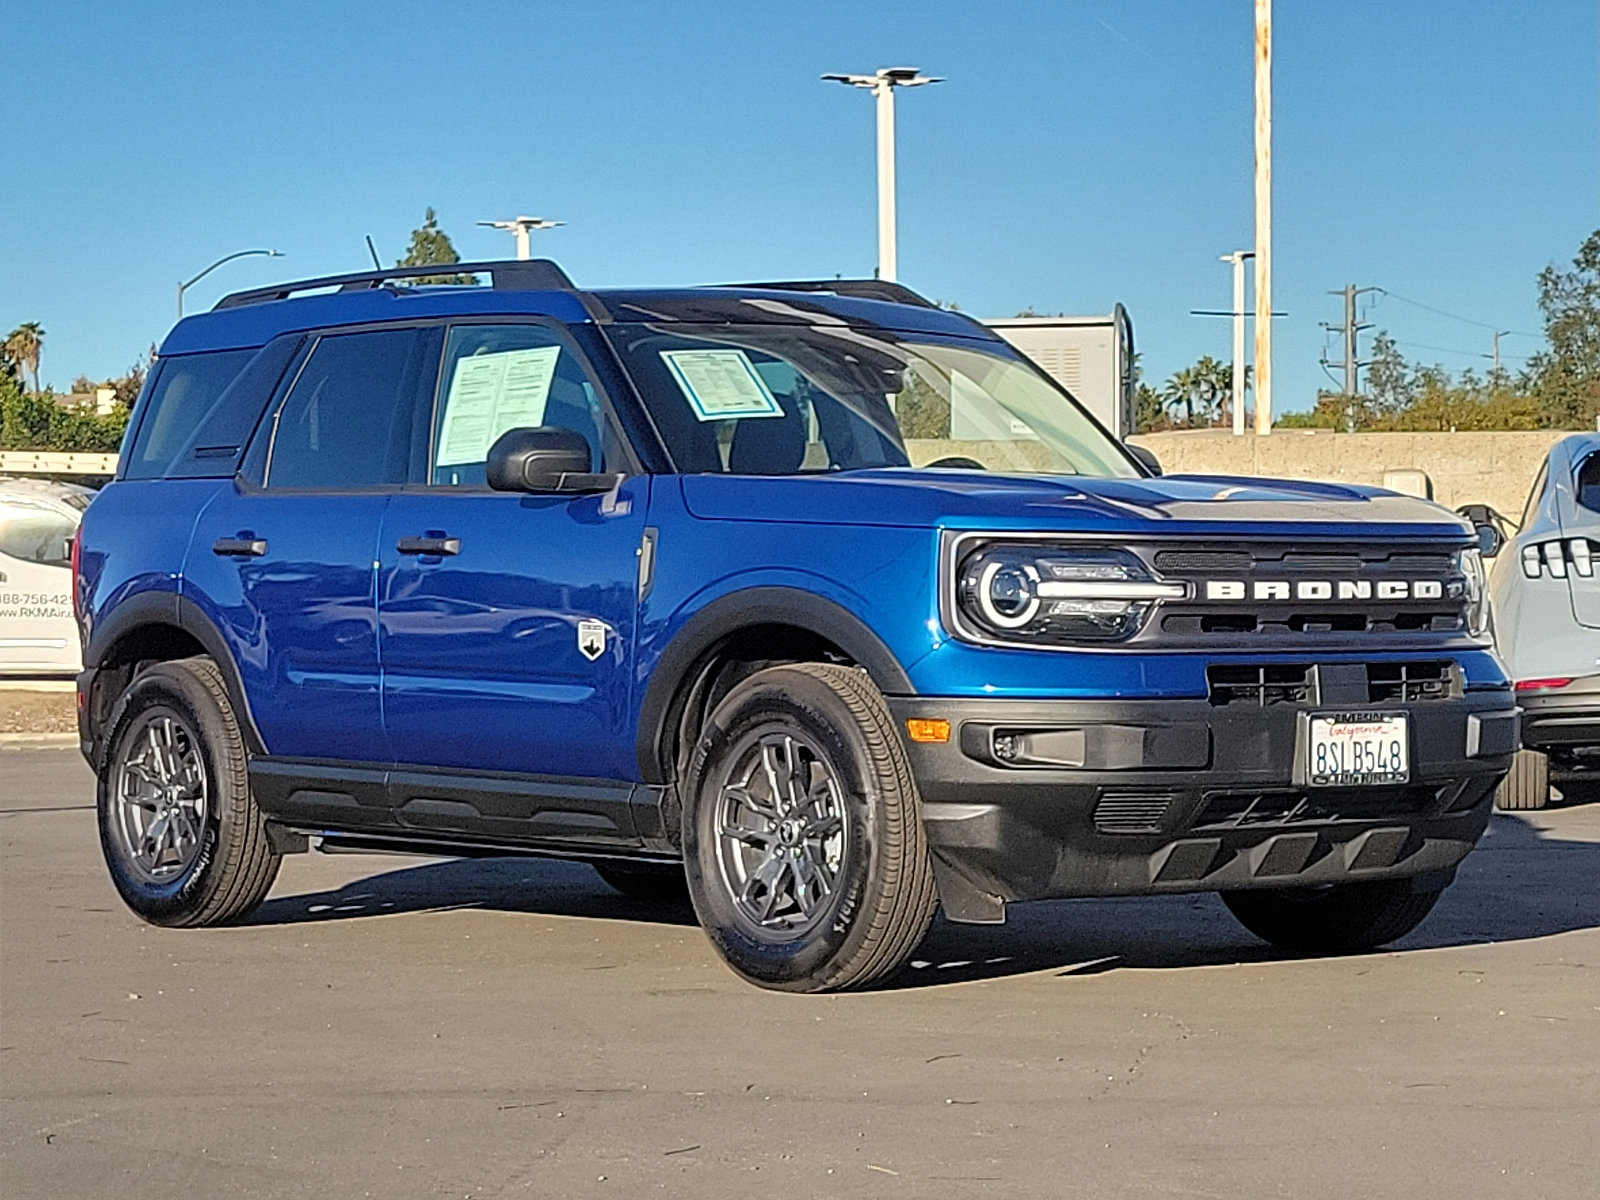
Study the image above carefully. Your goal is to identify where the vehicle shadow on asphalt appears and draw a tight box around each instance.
[244,812,1600,990]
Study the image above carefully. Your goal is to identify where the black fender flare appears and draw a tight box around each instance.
[84,590,267,757]
[634,586,915,783]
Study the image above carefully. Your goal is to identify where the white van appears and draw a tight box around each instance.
[0,478,93,677]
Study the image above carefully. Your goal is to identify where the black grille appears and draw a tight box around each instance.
[1195,786,1439,827]
[1136,540,1470,647]
[1094,793,1177,834]
[1206,661,1457,706]
[1207,664,1314,707]
[1154,550,1254,574]
[1367,660,1453,703]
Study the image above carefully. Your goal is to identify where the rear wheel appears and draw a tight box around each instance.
[1494,748,1549,811]
[1222,879,1444,955]
[681,663,937,992]
[97,657,280,927]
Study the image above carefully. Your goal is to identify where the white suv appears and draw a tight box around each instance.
[1485,433,1600,808]
[0,477,92,677]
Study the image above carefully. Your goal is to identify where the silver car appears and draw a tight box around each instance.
[1485,432,1600,808]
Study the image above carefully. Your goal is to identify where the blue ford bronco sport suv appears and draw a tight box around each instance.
[76,259,1518,992]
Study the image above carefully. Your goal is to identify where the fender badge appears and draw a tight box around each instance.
[577,619,607,662]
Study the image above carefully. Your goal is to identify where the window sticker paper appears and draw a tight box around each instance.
[436,345,562,466]
[660,348,784,422]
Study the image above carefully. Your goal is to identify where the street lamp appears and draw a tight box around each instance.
[478,216,564,261]
[822,66,942,282]
[177,249,283,317]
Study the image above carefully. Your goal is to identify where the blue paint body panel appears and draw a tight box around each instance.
[182,483,389,761]
[377,479,650,779]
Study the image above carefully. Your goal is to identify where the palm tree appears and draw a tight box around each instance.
[1160,356,1233,427]
[4,323,44,393]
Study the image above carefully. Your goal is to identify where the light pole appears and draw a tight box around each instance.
[1253,0,1273,434]
[1221,251,1253,435]
[177,249,283,317]
[478,216,564,261]
[822,66,942,282]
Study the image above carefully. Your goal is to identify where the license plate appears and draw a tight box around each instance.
[1306,713,1409,786]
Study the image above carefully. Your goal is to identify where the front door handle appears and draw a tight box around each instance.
[212,536,268,557]
[396,535,461,557]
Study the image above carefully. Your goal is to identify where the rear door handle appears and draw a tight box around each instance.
[396,535,461,557]
[212,536,268,557]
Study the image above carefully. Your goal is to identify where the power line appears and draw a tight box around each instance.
[1390,338,1529,362]
[1372,288,1538,337]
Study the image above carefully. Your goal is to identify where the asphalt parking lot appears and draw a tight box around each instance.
[2,747,1597,1199]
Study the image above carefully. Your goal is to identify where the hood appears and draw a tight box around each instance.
[679,468,1475,542]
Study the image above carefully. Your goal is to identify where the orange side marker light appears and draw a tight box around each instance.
[906,718,951,744]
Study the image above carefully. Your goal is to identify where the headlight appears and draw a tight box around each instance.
[1457,547,1489,636]
[955,544,1185,644]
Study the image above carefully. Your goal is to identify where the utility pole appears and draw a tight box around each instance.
[1253,0,1273,434]
[1221,251,1253,435]
[1323,284,1378,394]
[478,216,563,261]
[1492,330,1505,376]
[823,67,942,282]
[1321,284,1377,431]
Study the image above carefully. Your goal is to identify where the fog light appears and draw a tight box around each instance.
[906,718,951,743]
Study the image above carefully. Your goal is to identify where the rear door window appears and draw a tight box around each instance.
[265,329,432,490]
[123,350,255,479]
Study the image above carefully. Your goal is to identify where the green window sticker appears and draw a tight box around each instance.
[660,348,784,422]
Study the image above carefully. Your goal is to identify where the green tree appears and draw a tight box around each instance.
[0,372,131,453]
[3,322,45,393]
[396,207,476,285]
[1159,355,1231,427]
[1526,228,1600,428]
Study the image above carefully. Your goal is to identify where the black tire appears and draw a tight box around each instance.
[1495,748,1549,811]
[681,663,937,992]
[593,862,689,902]
[96,656,280,927]
[1222,879,1444,956]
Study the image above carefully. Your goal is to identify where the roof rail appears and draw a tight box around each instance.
[213,259,576,311]
[722,278,938,309]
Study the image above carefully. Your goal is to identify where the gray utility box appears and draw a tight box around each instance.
[982,306,1135,440]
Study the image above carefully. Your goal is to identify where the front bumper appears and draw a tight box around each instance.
[890,690,1518,922]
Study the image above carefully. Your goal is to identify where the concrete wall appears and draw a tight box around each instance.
[1127,429,1571,518]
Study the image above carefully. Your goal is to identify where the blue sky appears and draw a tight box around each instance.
[3,0,1595,411]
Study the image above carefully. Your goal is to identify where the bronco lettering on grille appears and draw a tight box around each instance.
[1203,579,1444,601]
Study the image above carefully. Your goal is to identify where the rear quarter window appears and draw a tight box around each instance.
[123,349,256,480]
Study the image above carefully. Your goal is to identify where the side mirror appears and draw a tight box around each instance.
[487,427,599,493]
[1126,443,1162,476]
[1455,503,1507,559]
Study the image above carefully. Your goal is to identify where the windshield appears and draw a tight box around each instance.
[604,322,1139,478]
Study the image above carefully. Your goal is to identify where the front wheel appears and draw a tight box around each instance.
[1222,879,1444,955]
[681,663,937,992]
[97,657,280,927]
